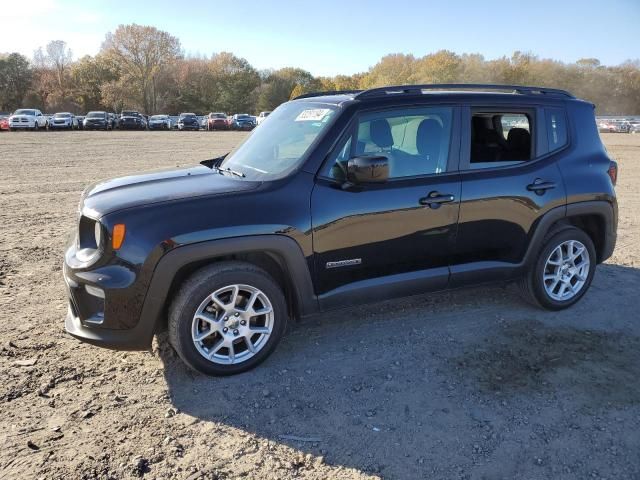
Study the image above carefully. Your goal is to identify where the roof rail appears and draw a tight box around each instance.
[293,89,363,100]
[355,83,575,99]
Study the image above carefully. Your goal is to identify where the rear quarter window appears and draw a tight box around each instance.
[546,108,568,152]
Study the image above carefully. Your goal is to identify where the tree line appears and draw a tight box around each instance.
[1,24,638,115]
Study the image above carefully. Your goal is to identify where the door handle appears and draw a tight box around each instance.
[419,191,455,208]
[526,179,556,194]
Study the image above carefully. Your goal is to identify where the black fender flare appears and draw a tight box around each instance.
[522,200,616,267]
[450,200,616,285]
[137,235,318,344]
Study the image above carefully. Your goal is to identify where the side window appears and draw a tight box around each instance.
[469,112,532,168]
[545,108,567,152]
[328,107,453,180]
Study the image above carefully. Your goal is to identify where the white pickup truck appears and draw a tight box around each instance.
[9,109,48,131]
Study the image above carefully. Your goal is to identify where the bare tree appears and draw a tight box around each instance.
[34,40,72,89]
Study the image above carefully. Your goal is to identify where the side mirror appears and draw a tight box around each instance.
[347,155,389,184]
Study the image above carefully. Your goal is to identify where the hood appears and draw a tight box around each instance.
[82,165,260,217]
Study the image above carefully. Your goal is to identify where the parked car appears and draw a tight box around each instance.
[119,110,147,130]
[8,108,48,131]
[229,113,256,130]
[83,111,112,131]
[256,111,271,125]
[63,84,618,376]
[207,112,228,131]
[148,115,172,130]
[630,123,640,134]
[177,113,200,131]
[0,116,9,131]
[49,112,78,130]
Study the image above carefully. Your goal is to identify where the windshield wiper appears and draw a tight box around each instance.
[218,167,245,178]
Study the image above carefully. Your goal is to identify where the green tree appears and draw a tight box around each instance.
[0,53,32,111]
[71,54,119,112]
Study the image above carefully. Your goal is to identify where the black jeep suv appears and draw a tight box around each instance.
[63,84,618,376]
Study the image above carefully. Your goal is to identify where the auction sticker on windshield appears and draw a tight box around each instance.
[295,109,332,122]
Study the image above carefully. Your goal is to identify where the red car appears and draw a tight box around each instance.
[206,112,229,131]
[0,116,9,131]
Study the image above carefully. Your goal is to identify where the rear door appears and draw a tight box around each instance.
[311,104,462,309]
[451,104,567,285]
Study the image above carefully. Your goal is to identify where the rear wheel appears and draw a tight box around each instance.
[168,261,288,375]
[519,227,596,310]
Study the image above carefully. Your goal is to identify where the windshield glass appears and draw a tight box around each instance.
[122,111,138,117]
[151,115,167,120]
[220,102,338,180]
[14,109,36,116]
[87,112,105,118]
[55,113,71,118]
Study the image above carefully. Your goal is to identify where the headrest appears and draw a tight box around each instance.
[507,128,530,149]
[370,119,394,149]
[416,119,443,156]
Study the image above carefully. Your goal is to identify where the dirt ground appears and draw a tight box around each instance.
[0,131,638,480]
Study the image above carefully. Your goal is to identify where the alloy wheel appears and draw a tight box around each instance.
[191,284,274,365]
[543,240,590,301]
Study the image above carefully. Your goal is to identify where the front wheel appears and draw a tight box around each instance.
[168,261,288,375]
[519,227,596,310]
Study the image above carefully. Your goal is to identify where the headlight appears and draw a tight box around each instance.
[94,221,103,249]
[75,216,103,265]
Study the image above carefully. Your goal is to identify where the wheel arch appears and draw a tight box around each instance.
[526,201,616,266]
[140,235,318,337]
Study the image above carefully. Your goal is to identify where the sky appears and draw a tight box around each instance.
[2,0,639,76]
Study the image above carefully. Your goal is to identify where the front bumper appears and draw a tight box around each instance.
[178,124,199,130]
[50,122,72,128]
[63,247,155,351]
[119,121,143,129]
[84,122,107,129]
[9,121,35,128]
[233,123,255,130]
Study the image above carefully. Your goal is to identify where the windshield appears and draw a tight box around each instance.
[211,113,226,118]
[151,115,167,120]
[220,102,338,180]
[14,109,36,116]
[55,113,72,118]
[180,114,196,119]
[87,112,105,118]
[122,111,138,117]
[236,114,250,119]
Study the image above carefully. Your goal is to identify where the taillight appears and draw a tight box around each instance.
[608,161,618,186]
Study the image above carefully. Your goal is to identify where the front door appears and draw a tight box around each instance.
[311,105,462,309]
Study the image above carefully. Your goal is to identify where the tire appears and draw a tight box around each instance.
[33,123,39,131]
[168,261,288,375]
[519,227,596,310]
